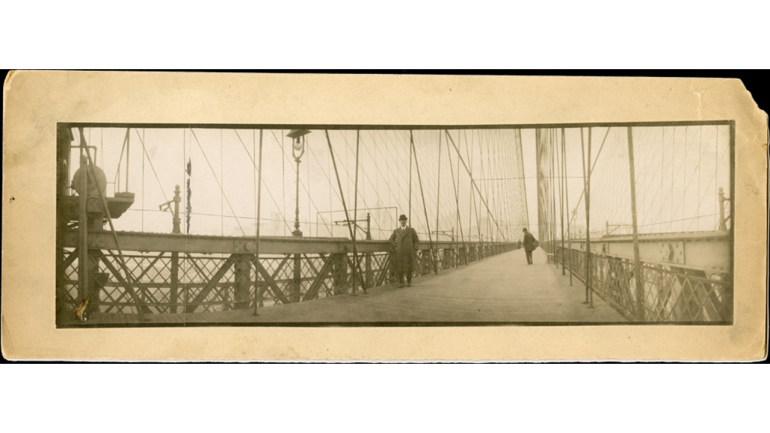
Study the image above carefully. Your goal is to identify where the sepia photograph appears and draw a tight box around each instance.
[54,121,734,327]
[2,72,765,361]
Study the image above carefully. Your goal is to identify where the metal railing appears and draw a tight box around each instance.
[549,243,732,322]
[60,241,519,315]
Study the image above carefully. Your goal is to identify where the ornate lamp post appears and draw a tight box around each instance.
[287,129,310,237]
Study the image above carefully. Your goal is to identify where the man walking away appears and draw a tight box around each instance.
[522,228,537,265]
[389,214,420,287]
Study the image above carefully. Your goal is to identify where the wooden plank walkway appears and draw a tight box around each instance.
[69,248,626,326]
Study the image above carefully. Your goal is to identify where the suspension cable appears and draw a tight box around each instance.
[410,131,438,274]
[189,128,245,235]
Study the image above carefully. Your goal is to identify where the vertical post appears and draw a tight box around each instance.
[580,127,593,307]
[627,127,644,321]
[56,127,71,320]
[78,153,89,302]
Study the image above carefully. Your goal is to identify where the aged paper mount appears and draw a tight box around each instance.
[2,72,767,361]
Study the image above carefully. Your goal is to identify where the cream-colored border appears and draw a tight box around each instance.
[2,72,767,360]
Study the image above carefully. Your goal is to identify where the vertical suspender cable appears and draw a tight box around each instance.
[627,127,644,321]
[435,131,442,245]
[563,128,573,286]
[559,129,566,274]
[518,129,530,231]
[325,130,366,294]
[126,128,131,192]
[587,128,593,307]
[457,131,461,244]
[221,129,224,236]
[550,130,556,257]
[411,131,438,275]
[695,125,703,231]
[657,127,665,232]
[446,131,467,265]
[183,129,186,233]
[445,130,507,242]
[283,130,287,236]
[114,129,129,193]
[253,129,263,316]
[683,127,687,231]
[141,129,145,231]
[352,130,361,293]
[467,132,476,244]
[305,132,308,236]
[409,131,412,223]
[580,128,591,306]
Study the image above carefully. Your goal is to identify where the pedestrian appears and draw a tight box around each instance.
[522,228,537,265]
[389,214,420,287]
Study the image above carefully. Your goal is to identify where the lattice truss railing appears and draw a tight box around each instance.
[551,246,732,322]
[60,243,517,314]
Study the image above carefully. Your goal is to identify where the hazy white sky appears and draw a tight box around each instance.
[70,125,730,241]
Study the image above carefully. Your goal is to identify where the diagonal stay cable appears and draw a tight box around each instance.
[133,128,168,204]
[189,128,245,235]
[568,126,612,228]
[324,130,366,294]
[410,131,438,274]
[445,131,467,262]
[445,129,507,241]
[233,129,293,233]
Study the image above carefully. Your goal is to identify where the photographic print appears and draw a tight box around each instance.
[54,121,734,327]
[3,72,765,360]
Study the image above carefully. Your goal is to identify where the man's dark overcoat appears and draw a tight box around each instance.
[389,226,420,274]
[523,232,537,252]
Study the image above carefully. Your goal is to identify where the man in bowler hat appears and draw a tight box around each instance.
[522,228,537,265]
[389,214,420,287]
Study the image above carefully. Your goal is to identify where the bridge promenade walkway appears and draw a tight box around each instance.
[86,248,625,325]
